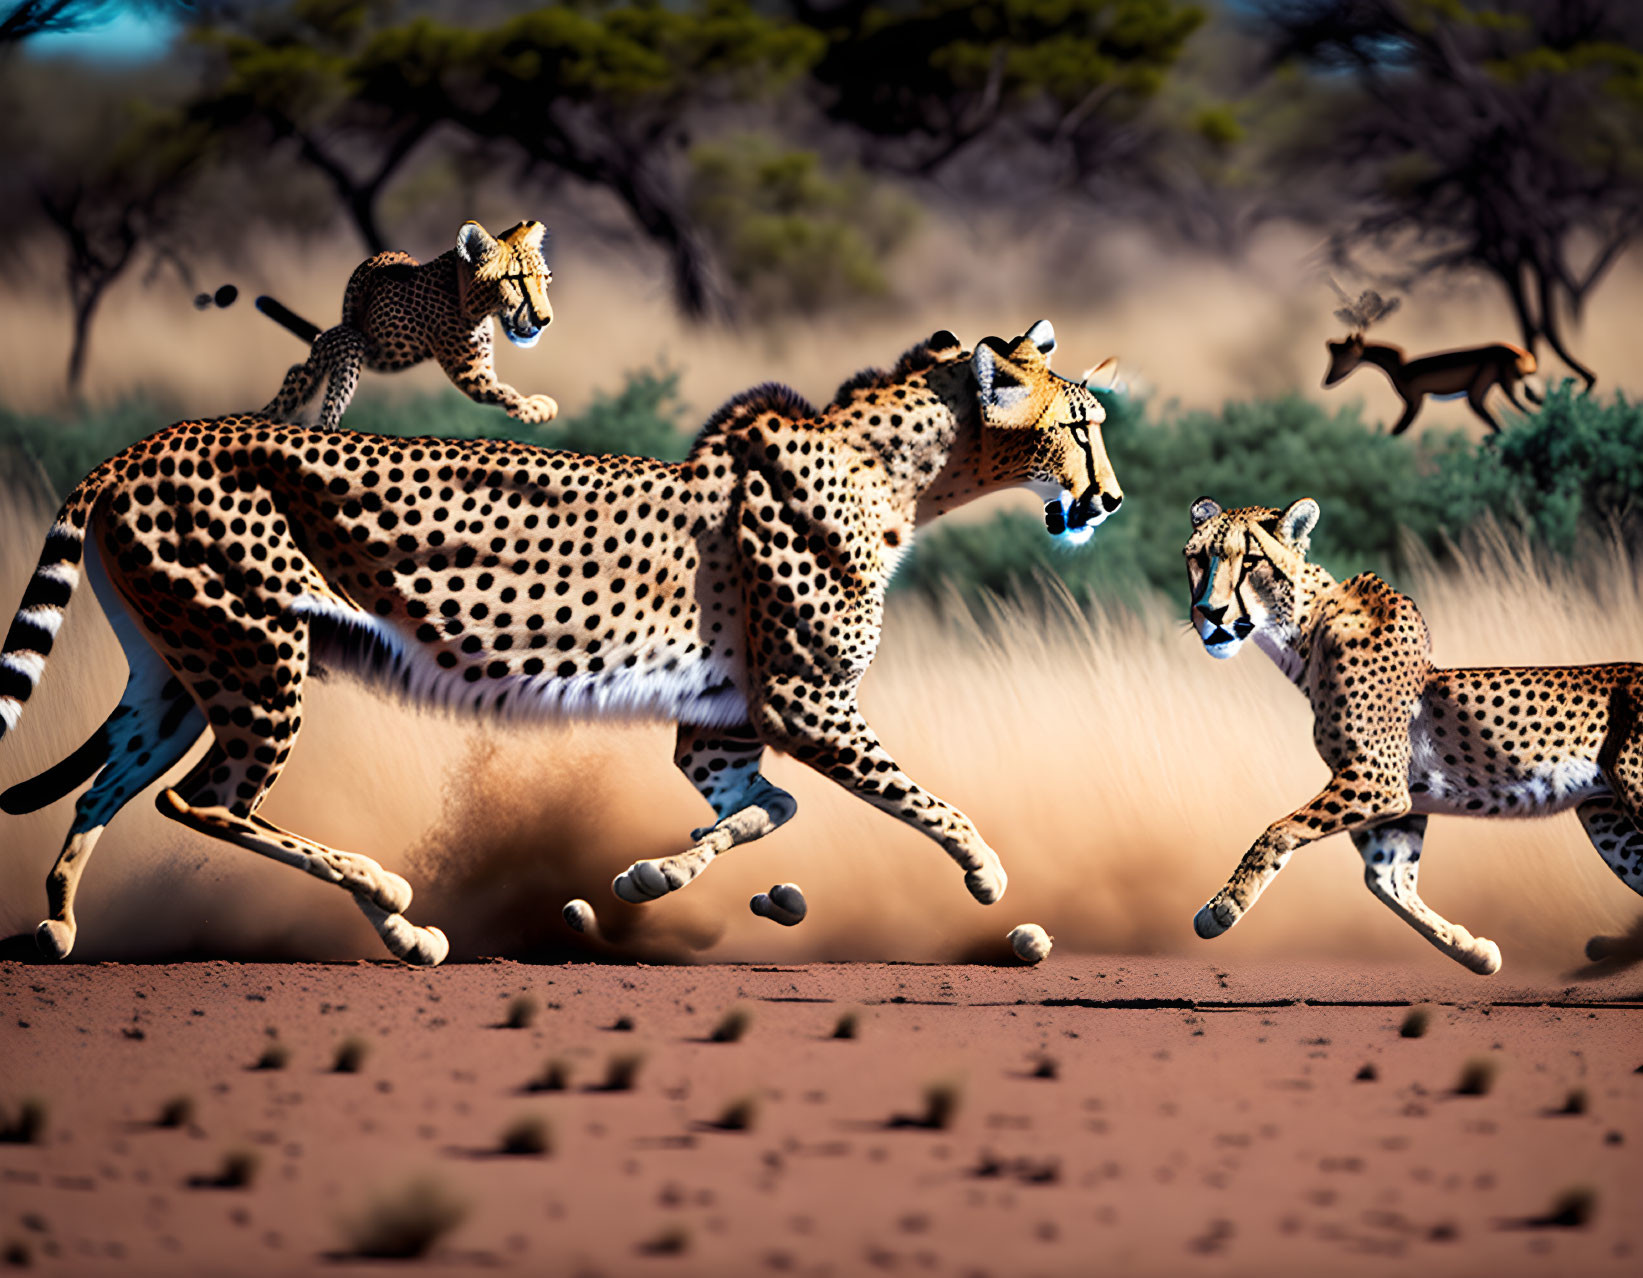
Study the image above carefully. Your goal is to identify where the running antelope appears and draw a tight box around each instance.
[1323,289,1539,436]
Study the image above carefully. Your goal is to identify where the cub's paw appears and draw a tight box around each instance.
[514,393,558,422]
[401,924,449,967]
[751,883,807,927]
[1460,933,1501,976]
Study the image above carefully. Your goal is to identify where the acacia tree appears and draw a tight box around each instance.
[0,47,211,392]
[186,0,436,256]
[190,0,823,316]
[792,0,1207,193]
[1258,0,1643,388]
[43,119,210,391]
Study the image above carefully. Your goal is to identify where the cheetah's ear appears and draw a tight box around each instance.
[505,220,550,256]
[456,221,500,267]
[1024,319,1056,362]
[1189,496,1221,528]
[972,341,1029,416]
[1277,498,1320,551]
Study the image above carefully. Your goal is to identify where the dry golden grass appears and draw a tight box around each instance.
[4,220,1642,430]
[0,440,1639,972]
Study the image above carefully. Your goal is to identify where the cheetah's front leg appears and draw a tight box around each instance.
[612,724,797,904]
[751,678,1007,905]
[1352,815,1501,975]
[439,325,558,423]
[1195,775,1406,939]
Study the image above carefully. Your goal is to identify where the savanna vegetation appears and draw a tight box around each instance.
[6,374,1638,613]
[2,1,1642,616]
[4,1,1642,392]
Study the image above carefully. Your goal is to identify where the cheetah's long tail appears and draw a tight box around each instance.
[0,464,114,748]
[255,295,323,345]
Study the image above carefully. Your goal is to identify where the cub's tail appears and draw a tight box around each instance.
[255,295,323,345]
[0,464,113,746]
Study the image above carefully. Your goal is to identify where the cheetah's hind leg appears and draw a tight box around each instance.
[147,617,446,965]
[612,725,798,904]
[23,653,206,960]
[1576,797,1643,961]
[260,324,365,427]
[1352,815,1501,975]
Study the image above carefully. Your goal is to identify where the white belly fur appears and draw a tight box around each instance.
[1408,719,1606,815]
[291,594,750,727]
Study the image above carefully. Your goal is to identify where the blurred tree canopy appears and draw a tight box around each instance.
[687,134,919,317]
[794,0,1206,180]
[5,0,1643,399]
[189,0,825,315]
[1257,0,1643,388]
[0,53,215,389]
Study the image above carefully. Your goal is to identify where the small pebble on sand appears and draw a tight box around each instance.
[1008,924,1053,964]
[563,899,598,935]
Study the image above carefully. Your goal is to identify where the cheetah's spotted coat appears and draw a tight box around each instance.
[0,322,1121,964]
[1183,496,1643,973]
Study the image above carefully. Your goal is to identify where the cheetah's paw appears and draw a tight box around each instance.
[35,919,75,961]
[964,856,1007,905]
[1193,900,1238,939]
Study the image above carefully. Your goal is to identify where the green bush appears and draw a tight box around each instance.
[688,134,919,317]
[9,378,1641,618]
[340,367,691,460]
[0,396,184,498]
[1415,382,1643,554]
[897,389,1469,608]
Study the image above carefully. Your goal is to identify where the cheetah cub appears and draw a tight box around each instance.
[258,219,558,430]
[1184,495,1643,974]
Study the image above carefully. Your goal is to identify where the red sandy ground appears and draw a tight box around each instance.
[1,956,1639,1276]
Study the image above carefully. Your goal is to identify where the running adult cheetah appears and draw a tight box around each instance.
[0,322,1122,964]
[1183,495,1643,974]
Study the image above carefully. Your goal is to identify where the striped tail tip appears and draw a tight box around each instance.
[0,525,84,744]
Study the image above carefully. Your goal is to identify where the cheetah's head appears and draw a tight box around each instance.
[972,320,1124,546]
[1183,496,1320,659]
[457,219,553,347]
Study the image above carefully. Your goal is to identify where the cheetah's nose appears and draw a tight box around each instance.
[1101,490,1122,513]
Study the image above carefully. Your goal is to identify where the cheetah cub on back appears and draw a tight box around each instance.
[1184,495,1643,974]
[258,219,558,430]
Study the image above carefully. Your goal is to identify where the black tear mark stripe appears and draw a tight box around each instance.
[1071,420,1099,500]
[1231,528,1292,622]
